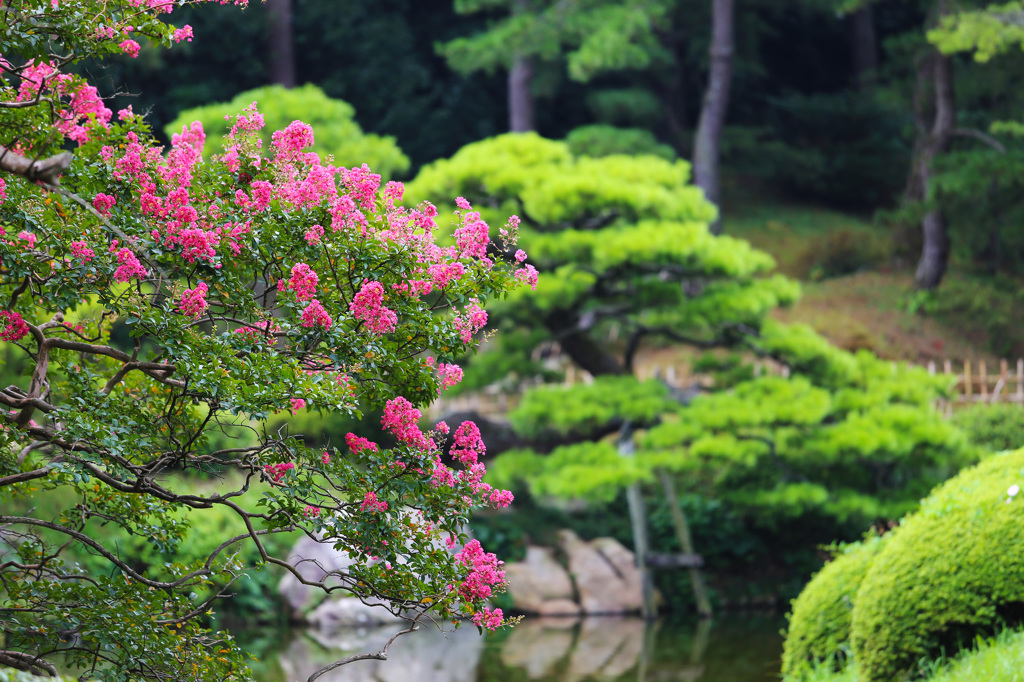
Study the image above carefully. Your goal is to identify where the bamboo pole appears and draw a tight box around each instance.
[981,361,989,399]
[658,469,712,617]
[1018,359,1023,404]
[965,360,972,399]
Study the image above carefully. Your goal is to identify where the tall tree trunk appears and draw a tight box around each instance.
[693,0,734,235]
[508,0,535,132]
[508,56,535,132]
[267,0,295,88]
[850,5,878,91]
[909,50,955,290]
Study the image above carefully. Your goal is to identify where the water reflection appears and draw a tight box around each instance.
[254,614,782,682]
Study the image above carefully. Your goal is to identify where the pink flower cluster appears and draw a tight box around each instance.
[350,280,397,335]
[452,301,487,343]
[304,223,324,245]
[112,248,148,283]
[283,262,319,302]
[381,397,428,450]
[289,397,306,414]
[473,607,504,631]
[303,505,321,517]
[120,39,141,58]
[93,193,116,217]
[454,211,489,260]
[451,421,485,467]
[17,60,111,144]
[437,363,463,391]
[70,240,95,263]
[342,164,381,212]
[172,25,194,42]
[0,311,29,342]
[178,282,209,318]
[360,491,388,513]
[346,432,379,456]
[300,299,332,328]
[264,461,295,483]
[454,539,505,602]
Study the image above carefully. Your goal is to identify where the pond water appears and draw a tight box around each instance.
[244,614,785,682]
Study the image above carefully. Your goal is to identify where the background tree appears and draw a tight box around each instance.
[0,2,528,677]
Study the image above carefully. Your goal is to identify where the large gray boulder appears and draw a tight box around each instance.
[278,533,364,616]
[504,546,579,615]
[500,617,578,678]
[557,530,643,615]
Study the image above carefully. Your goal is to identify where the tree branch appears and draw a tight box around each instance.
[952,127,1006,153]
[0,146,71,185]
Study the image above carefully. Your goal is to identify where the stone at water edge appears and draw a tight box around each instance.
[504,545,580,615]
[501,618,579,678]
[558,530,644,614]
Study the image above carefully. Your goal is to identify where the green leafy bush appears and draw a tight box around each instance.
[850,448,1024,681]
[782,537,887,677]
[166,84,410,179]
[792,228,888,280]
[565,124,676,160]
[953,404,1024,454]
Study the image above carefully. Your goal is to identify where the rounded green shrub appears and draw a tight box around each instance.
[166,84,410,180]
[850,448,1024,681]
[782,535,887,677]
[953,404,1024,454]
[565,124,677,160]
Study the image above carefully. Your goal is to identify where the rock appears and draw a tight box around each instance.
[501,618,577,678]
[566,617,645,681]
[277,533,361,615]
[558,530,643,615]
[307,597,406,630]
[504,545,578,614]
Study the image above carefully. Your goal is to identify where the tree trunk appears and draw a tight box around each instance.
[909,51,955,290]
[267,0,295,88]
[693,0,734,234]
[849,5,878,91]
[508,56,535,132]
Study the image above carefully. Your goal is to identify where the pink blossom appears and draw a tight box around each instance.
[437,363,463,391]
[350,280,398,335]
[178,282,209,318]
[515,264,539,290]
[303,505,321,517]
[473,607,503,631]
[93,193,117,217]
[345,433,379,456]
[453,301,487,343]
[454,211,489,259]
[384,181,404,204]
[342,164,381,212]
[264,461,295,483]
[271,120,314,154]
[285,263,319,302]
[321,451,331,465]
[289,397,306,414]
[489,489,514,508]
[119,39,141,58]
[435,421,450,435]
[427,262,464,290]
[454,539,505,601]
[249,181,273,211]
[0,177,6,205]
[455,196,472,211]
[300,299,333,328]
[304,223,324,245]
[17,232,36,248]
[381,397,428,449]
[112,248,148,282]
[360,491,388,513]
[451,420,485,467]
[515,249,527,263]
[0,311,29,342]
[70,240,95,263]
[172,25,194,42]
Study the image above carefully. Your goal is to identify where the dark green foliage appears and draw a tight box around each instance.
[781,536,886,677]
[912,274,1024,357]
[851,448,1024,682]
[565,124,676,160]
[792,228,889,280]
[953,404,1024,454]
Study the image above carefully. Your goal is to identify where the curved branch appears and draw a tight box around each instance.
[307,621,422,682]
[0,146,71,185]
[952,128,1006,153]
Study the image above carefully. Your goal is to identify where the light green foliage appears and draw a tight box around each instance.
[509,376,673,438]
[850,449,1024,682]
[782,537,887,677]
[166,84,410,179]
[952,404,1024,454]
[929,2,1024,62]
[439,0,670,83]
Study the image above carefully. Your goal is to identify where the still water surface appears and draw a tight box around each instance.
[244,614,784,682]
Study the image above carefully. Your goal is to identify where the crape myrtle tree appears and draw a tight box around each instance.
[0,2,532,680]
[405,133,970,598]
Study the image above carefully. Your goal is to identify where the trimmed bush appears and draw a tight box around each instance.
[953,404,1024,454]
[782,536,887,677]
[850,448,1024,681]
[565,124,677,160]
